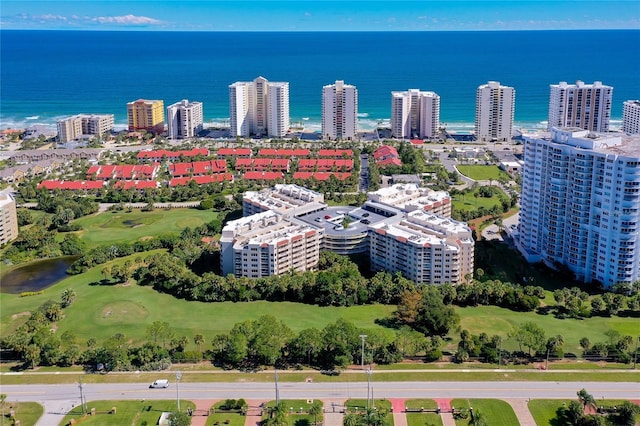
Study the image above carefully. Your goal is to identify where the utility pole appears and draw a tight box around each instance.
[176,371,182,412]
[366,369,372,410]
[634,336,639,370]
[359,334,367,370]
[498,336,502,368]
[275,369,280,404]
[78,379,86,414]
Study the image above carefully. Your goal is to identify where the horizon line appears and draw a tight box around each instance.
[2,28,639,33]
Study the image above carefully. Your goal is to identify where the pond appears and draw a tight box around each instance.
[1,257,78,294]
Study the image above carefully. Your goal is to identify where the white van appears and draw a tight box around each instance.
[149,379,169,388]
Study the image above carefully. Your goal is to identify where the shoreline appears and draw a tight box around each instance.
[3,115,623,135]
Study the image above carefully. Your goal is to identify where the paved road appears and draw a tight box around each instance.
[4,381,639,403]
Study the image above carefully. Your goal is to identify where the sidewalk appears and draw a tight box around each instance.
[504,398,536,426]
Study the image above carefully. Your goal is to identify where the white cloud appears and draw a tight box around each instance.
[92,14,162,25]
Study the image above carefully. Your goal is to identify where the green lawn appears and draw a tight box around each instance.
[2,251,637,360]
[71,208,218,247]
[60,399,195,426]
[451,188,507,212]
[527,399,572,426]
[528,399,640,426]
[456,165,510,181]
[1,401,43,426]
[345,399,392,412]
[405,399,442,426]
[262,400,324,426]
[455,305,639,356]
[206,401,246,426]
[0,252,395,347]
[406,413,443,426]
[450,399,519,426]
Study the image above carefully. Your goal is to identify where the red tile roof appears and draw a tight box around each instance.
[293,172,351,181]
[169,174,233,187]
[242,171,284,181]
[114,180,159,190]
[235,158,290,171]
[169,160,227,176]
[410,139,424,145]
[38,180,105,190]
[87,164,160,180]
[297,159,353,171]
[318,149,353,158]
[258,148,310,157]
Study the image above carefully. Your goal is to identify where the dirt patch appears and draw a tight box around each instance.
[11,311,31,320]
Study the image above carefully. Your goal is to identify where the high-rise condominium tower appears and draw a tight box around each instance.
[518,127,640,288]
[228,76,290,138]
[623,100,640,134]
[322,80,358,140]
[391,89,440,139]
[127,99,165,134]
[0,190,18,246]
[475,81,515,143]
[548,81,613,132]
[166,99,204,139]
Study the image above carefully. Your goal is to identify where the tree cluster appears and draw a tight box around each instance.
[553,389,639,426]
[211,316,441,371]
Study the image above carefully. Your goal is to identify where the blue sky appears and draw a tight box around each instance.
[1,1,639,31]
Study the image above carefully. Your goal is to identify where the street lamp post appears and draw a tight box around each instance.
[634,336,639,370]
[78,379,86,414]
[176,371,182,412]
[359,334,367,370]
[275,369,280,404]
[366,368,372,410]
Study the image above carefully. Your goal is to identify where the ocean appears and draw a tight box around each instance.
[1,30,639,133]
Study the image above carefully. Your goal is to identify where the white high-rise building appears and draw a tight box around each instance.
[229,76,290,138]
[475,81,515,143]
[623,100,640,134]
[391,89,440,139]
[548,81,613,132]
[57,114,114,143]
[322,80,358,140]
[369,210,474,285]
[220,210,323,278]
[518,127,640,288]
[166,99,204,139]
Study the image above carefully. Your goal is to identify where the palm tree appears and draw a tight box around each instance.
[308,402,322,426]
[194,334,205,353]
[344,413,361,426]
[60,288,77,308]
[565,401,584,426]
[471,410,487,426]
[577,389,597,412]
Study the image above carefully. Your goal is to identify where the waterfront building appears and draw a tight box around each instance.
[127,99,165,134]
[475,81,515,143]
[242,184,326,217]
[166,99,204,139]
[0,190,19,246]
[220,210,323,278]
[369,210,474,285]
[548,81,613,132]
[623,100,640,134]
[322,80,358,140]
[57,114,114,143]
[518,127,640,287]
[367,183,451,217]
[229,76,290,138]
[391,89,440,139]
